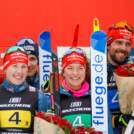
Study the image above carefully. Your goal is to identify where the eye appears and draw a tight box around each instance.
[67,67,72,70]
[22,65,27,69]
[78,67,84,70]
[126,42,132,47]
[29,57,36,62]
[12,64,17,68]
[115,40,122,45]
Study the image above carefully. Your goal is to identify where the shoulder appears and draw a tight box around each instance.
[84,90,91,96]
[38,90,49,100]
[107,63,115,72]
[60,85,72,96]
[27,85,38,94]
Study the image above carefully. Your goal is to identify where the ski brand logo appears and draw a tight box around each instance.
[70,101,82,107]
[53,61,58,67]
[9,97,21,103]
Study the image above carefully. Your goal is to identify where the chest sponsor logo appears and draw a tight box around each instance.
[9,97,21,103]
[110,75,115,82]
[70,101,82,107]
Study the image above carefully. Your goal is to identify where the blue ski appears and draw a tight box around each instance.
[39,31,52,92]
[90,30,108,134]
[39,31,60,115]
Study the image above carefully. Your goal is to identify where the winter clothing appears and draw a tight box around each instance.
[3,48,28,71]
[107,27,133,45]
[113,114,134,128]
[0,78,50,133]
[60,80,92,129]
[107,61,130,134]
[16,38,39,62]
[26,71,39,89]
[60,80,113,134]
[62,49,86,72]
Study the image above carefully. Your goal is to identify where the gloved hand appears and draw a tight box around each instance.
[112,114,134,128]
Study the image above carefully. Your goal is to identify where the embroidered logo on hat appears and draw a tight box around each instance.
[62,52,86,72]
[107,28,133,45]
[3,51,28,70]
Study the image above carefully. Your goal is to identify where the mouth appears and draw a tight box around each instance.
[71,77,79,80]
[28,69,32,72]
[117,51,128,58]
[14,75,23,80]
[118,52,125,56]
[117,50,127,54]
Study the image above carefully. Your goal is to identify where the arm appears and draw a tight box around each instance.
[37,90,51,112]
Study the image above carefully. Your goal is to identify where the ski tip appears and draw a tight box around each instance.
[72,24,79,47]
[39,31,50,38]
[93,18,100,32]
[39,31,51,51]
[91,30,107,40]
[90,30,107,54]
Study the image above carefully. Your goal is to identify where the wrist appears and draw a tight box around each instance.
[114,115,120,128]
[112,116,115,128]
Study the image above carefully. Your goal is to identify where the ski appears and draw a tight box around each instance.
[93,18,100,32]
[72,24,79,47]
[51,49,60,116]
[39,31,52,93]
[90,29,108,134]
[50,24,81,116]
[50,30,61,116]
[39,31,61,115]
[125,111,134,134]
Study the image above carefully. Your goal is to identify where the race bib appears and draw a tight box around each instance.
[63,114,92,128]
[0,110,31,128]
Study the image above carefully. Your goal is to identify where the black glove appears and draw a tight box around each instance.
[113,114,134,128]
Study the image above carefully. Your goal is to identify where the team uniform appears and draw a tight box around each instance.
[107,63,121,116]
[60,81,92,129]
[16,38,39,90]
[60,81,113,133]
[26,71,39,89]
[107,61,129,134]
[0,79,49,134]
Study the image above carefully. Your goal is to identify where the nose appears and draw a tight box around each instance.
[17,67,22,73]
[28,61,31,67]
[121,43,127,51]
[73,68,78,75]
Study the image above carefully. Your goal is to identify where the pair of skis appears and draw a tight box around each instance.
[39,19,108,133]
[39,31,60,116]
[92,19,134,134]
[39,25,80,116]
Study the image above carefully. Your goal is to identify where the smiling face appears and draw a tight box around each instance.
[27,54,38,78]
[107,38,132,66]
[63,64,86,91]
[5,63,28,85]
